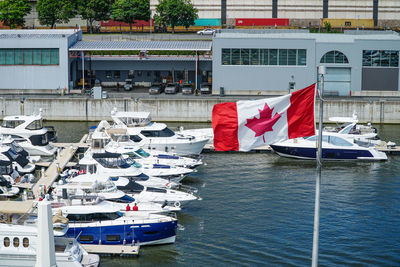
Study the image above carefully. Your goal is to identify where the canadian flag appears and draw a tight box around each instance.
[212,83,316,151]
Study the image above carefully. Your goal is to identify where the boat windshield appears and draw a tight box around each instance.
[95,156,131,169]
[0,161,12,175]
[135,148,150,158]
[1,120,25,128]
[306,135,353,146]
[141,128,175,137]
[125,157,142,168]
[109,194,136,203]
[26,119,43,130]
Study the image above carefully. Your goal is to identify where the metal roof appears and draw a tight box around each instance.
[88,55,212,61]
[69,41,212,51]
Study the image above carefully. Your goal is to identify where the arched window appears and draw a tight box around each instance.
[320,50,349,64]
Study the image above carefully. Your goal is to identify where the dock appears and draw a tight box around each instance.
[0,135,88,215]
[81,244,140,256]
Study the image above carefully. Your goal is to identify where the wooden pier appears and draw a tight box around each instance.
[81,244,140,256]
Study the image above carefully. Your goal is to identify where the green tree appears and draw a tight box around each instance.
[154,0,198,33]
[0,0,31,28]
[324,21,332,32]
[111,0,150,34]
[36,0,76,29]
[77,0,111,34]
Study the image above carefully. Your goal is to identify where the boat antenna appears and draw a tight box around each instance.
[312,65,325,267]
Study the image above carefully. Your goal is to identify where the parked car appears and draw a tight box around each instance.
[197,28,216,35]
[164,83,179,94]
[200,83,211,94]
[181,83,194,95]
[149,83,165,94]
[124,79,133,91]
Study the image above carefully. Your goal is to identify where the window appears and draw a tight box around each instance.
[221,48,307,66]
[320,50,349,64]
[3,237,10,247]
[278,49,288,65]
[222,48,231,65]
[13,237,19,247]
[1,120,25,128]
[79,235,94,242]
[106,235,121,242]
[114,71,120,79]
[26,119,43,130]
[250,49,259,65]
[241,49,250,65]
[0,48,59,65]
[363,50,398,67]
[130,135,142,142]
[23,237,29,248]
[128,70,134,78]
[231,49,241,65]
[24,49,32,65]
[106,71,112,79]
[15,49,23,65]
[298,49,306,65]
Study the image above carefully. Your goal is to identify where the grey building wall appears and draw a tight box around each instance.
[0,30,81,91]
[213,30,400,95]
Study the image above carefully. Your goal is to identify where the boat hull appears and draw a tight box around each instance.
[270,145,383,161]
[66,220,177,246]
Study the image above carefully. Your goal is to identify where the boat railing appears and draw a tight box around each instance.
[177,184,198,195]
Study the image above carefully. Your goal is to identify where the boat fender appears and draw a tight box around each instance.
[174,201,181,208]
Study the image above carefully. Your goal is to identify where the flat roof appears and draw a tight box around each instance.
[215,29,400,43]
[0,29,78,39]
[69,41,212,51]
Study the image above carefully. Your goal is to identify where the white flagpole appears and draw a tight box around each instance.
[312,65,325,267]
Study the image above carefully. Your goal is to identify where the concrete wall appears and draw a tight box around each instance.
[0,97,399,124]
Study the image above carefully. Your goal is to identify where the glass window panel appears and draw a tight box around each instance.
[241,49,250,65]
[380,50,390,67]
[260,49,268,65]
[362,50,371,66]
[114,70,120,78]
[50,49,59,65]
[33,49,41,65]
[343,54,349,63]
[389,51,398,67]
[23,49,32,65]
[334,51,344,64]
[231,49,241,65]
[371,50,380,66]
[325,51,335,63]
[0,49,5,65]
[298,49,306,65]
[269,49,278,65]
[279,49,287,65]
[41,49,51,64]
[6,49,14,65]
[221,49,230,65]
[14,49,23,65]
[250,49,259,65]
[288,49,297,65]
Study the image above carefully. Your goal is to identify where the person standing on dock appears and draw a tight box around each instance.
[133,203,138,211]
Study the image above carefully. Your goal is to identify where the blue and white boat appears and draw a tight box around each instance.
[270,132,387,161]
[54,200,178,246]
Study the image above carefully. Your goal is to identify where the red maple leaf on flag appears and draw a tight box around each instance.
[245,103,281,142]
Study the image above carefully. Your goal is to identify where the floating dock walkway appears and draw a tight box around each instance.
[81,244,140,256]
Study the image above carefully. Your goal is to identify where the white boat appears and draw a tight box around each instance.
[0,135,35,174]
[109,109,209,156]
[0,110,57,158]
[0,175,20,197]
[92,121,203,169]
[118,180,200,207]
[270,132,388,161]
[78,152,182,187]
[0,222,99,267]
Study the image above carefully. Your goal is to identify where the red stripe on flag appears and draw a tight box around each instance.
[212,102,239,151]
[287,83,316,139]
